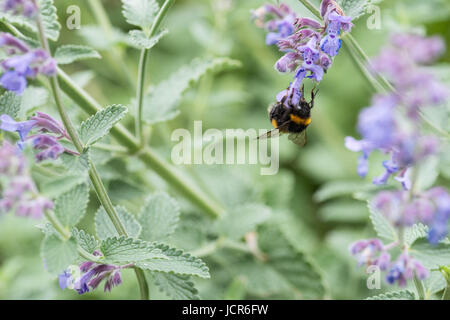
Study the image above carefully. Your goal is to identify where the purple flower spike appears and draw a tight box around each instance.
[0,71,27,94]
[31,135,65,162]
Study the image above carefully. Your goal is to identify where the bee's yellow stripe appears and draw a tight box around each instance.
[290,114,311,126]
[271,119,278,129]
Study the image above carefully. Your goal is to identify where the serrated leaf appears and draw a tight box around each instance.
[410,238,450,269]
[79,104,127,146]
[368,201,397,242]
[55,45,101,65]
[59,151,90,175]
[122,0,159,30]
[136,243,210,278]
[95,206,141,240]
[128,29,168,49]
[0,91,21,118]
[152,272,200,300]
[366,290,416,300]
[404,224,428,246]
[41,234,77,274]
[54,184,89,228]
[100,236,166,264]
[0,0,60,41]
[138,192,180,242]
[72,228,99,254]
[216,203,271,240]
[41,174,87,198]
[258,225,325,299]
[143,58,241,124]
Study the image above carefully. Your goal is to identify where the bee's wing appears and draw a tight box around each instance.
[257,121,289,140]
[288,130,307,148]
[257,128,280,140]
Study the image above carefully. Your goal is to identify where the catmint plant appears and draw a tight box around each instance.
[347,34,450,287]
[253,0,352,104]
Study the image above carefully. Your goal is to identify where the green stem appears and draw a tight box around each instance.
[87,0,136,90]
[135,48,149,145]
[297,0,321,17]
[413,275,426,300]
[135,0,176,146]
[34,7,149,300]
[43,211,100,262]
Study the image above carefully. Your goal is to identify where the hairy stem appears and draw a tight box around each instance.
[135,0,176,145]
[34,7,149,300]
[413,275,426,300]
[43,210,100,263]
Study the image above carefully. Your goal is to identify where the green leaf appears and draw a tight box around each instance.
[20,87,48,117]
[79,104,127,146]
[368,201,397,242]
[54,184,89,228]
[366,290,416,300]
[404,224,428,246]
[0,91,21,118]
[216,203,271,240]
[95,206,141,240]
[41,234,77,274]
[337,0,381,20]
[138,192,180,242]
[122,0,159,30]
[135,243,210,278]
[71,228,99,254]
[258,225,326,299]
[59,151,90,175]
[424,271,447,297]
[128,29,168,49]
[0,0,61,41]
[39,0,61,41]
[313,180,379,202]
[410,238,450,269]
[41,174,87,198]
[143,58,241,124]
[318,200,369,223]
[54,45,101,65]
[100,236,166,264]
[152,272,200,300]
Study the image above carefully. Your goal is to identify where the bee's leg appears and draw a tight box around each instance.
[310,85,319,108]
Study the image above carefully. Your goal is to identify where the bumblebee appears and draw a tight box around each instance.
[259,85,317,147]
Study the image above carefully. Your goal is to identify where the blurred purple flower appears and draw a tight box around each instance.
[3,0,37,18]
[0,34,57,94]
[349,238,391,270]
[386,252,428,286]
[0,140,53,219]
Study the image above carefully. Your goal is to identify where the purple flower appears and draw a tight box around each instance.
[59,252,128,294]
[1,112,69,161]
[386,252,428,286]
[3,0,37,18]
[0,34,57,94]
[0,141,53,219]
[0,114,36,143]
[30,135,65,162]
[349,238,390,270]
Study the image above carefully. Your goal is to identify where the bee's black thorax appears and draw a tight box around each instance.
[269,87,315,134]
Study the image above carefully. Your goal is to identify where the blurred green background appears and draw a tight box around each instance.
[0,0,449,299]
